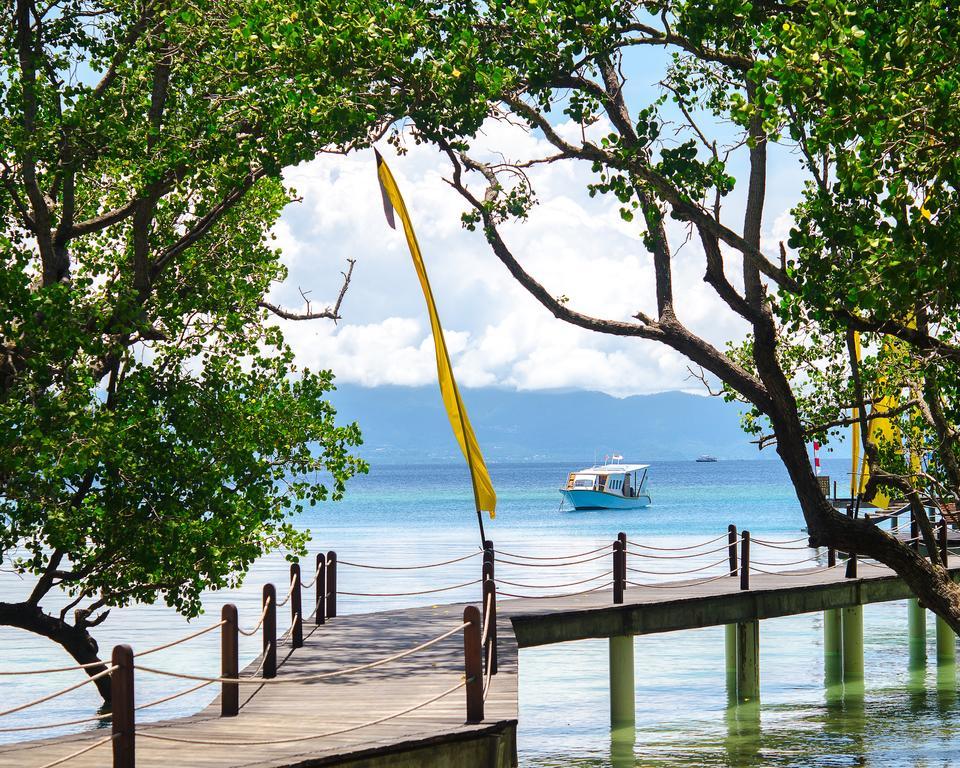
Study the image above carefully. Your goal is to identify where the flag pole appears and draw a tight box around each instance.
[453,384,487,546]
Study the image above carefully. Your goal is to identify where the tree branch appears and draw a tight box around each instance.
[259,259,356,322]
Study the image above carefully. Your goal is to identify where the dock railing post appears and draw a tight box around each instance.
[728,525,738,576]
[290,563,303,649]
[221,604,239,717]
[739,531,750,591]
[326,551,337,619]
[463,605,484,723]
[263,583,277,679]
[482,566,498,675]
[483,541,495,580]
[613,539,624,604]
[111,644,135,768]
[828,548,836,568]
[315,553,326,626]
[911,513,920,552]
[845,552,858,578]
[618,532,628,596]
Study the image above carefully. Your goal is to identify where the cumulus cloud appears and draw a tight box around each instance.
[267,119,801,398]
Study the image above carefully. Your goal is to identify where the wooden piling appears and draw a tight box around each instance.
[908,598,927,670]
[613,540,624,604]
[463,605,484,723]
[845,553,858,578]
[828,548,836,567]
[111,644,135,768]
[724,624,737,701]
[728,525,738,576]
[220,604,239,717]
[483,542,495,580]
[824,608,841,685]
[841,605,864,681]
[609,635,635,726]
[315,553,326,626]
[326,550,337,619]
[263,583,277,679]
[739,531,750,591]
[290,563,303,649]
[735,621,759,702]
[937,616,956,664]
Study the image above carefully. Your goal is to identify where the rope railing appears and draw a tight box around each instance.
[493,543,610,561]
[0,666,116,719]
[0,660,109,676]
[135,620,226,658]
[237,598,271,637]
[626,555,731,577]
[337,578,481,597]
[0,712,111,734]
[496,571,610,590]
[36,734,116,768]
[626,531,731,552]
[301,562,323,589]
[626,571,733,589]
[338,551,481,570]
[275,573,299,608]
[135,622,471,685]
[626,540,737,560]
[497,581,613,600]
[495,550,610,568]
[136,679,468,747]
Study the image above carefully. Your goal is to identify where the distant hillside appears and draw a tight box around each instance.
[328,385,765,463]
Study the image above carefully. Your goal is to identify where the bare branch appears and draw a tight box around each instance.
[259,259,356,322]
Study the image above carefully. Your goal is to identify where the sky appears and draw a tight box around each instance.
[265,48,807,399]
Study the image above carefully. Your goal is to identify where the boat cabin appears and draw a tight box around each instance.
[565,463,649,499]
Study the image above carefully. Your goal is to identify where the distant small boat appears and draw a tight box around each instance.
[696,455,718,462]
[560,457,651,510]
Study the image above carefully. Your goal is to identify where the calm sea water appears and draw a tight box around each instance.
[3,457,960,767]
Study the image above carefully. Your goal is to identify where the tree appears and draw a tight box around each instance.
[0,0,443,700]
[407,0,960,625]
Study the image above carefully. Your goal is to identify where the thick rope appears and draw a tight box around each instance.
[748,534,811,546]
[0,713,111,733]
[483,643,494,702]
[136,620,226,657]
[626,555,731,576]
[493,543,610,561]
[496,571,610,590]
[137,679,467,746]
[338,578,481,597]
[275,574,299,608]
[301,563,323,589]
[626,532,731,552]
[338,551,481,570]
[0,660,108,676]
[238,598,271,637]
[136,622,470,685]
[0,666,115,718]
[626,571,733,589]
[36,734,115,768]
[749,562,842,575]
[481,592,494,646]
[626,541,735,560]
[137,680,213,711]
[498,582,612,600]
[495,551,610,568]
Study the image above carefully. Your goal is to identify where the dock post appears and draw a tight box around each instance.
[911,513,920,552]
[845,553,858,578]
[841,605,864,682]
[463,605,484,723]
[824,608,842,684]
[290,563,303,649]
[735,620,760,702]
[263,583,277,679]
[728,525,738,576]
[613,539,624,604]
[739,531,750,590]
[725,623,737,701]
[326,550,337,618]
[221,604,239,717]
[618,532,628,597]
[609,635,635,726]
[111,644,135,768]
[937,616,956,664]
[482,564,497,675]
[939,518,949,565]
[483,541,495,580]
[315,553,326,625]
[828,548,836,568]
[908,598,927,669]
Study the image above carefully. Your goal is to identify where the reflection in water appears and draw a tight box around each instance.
[610,723,636,768]
[723,700,760,766]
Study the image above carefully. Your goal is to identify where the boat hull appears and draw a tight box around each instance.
[560,489,651,510]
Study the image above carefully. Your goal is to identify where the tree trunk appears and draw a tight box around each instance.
[0,601,112,703]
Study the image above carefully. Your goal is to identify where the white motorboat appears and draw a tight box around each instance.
[559,457,651,510]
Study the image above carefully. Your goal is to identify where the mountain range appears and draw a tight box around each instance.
[328,384,765,463]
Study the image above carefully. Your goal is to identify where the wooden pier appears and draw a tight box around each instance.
[2,528,958,768]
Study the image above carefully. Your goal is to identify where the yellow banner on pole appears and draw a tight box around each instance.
[375,151,497,520]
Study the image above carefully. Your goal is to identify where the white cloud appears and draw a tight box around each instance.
[268,119,801,398]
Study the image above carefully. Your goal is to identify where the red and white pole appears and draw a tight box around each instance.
[813,441,821,476]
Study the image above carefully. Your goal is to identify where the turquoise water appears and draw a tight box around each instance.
[3,458,960,766]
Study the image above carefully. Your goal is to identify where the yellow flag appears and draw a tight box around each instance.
[375,151,497,518]
[852,331,897,509]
